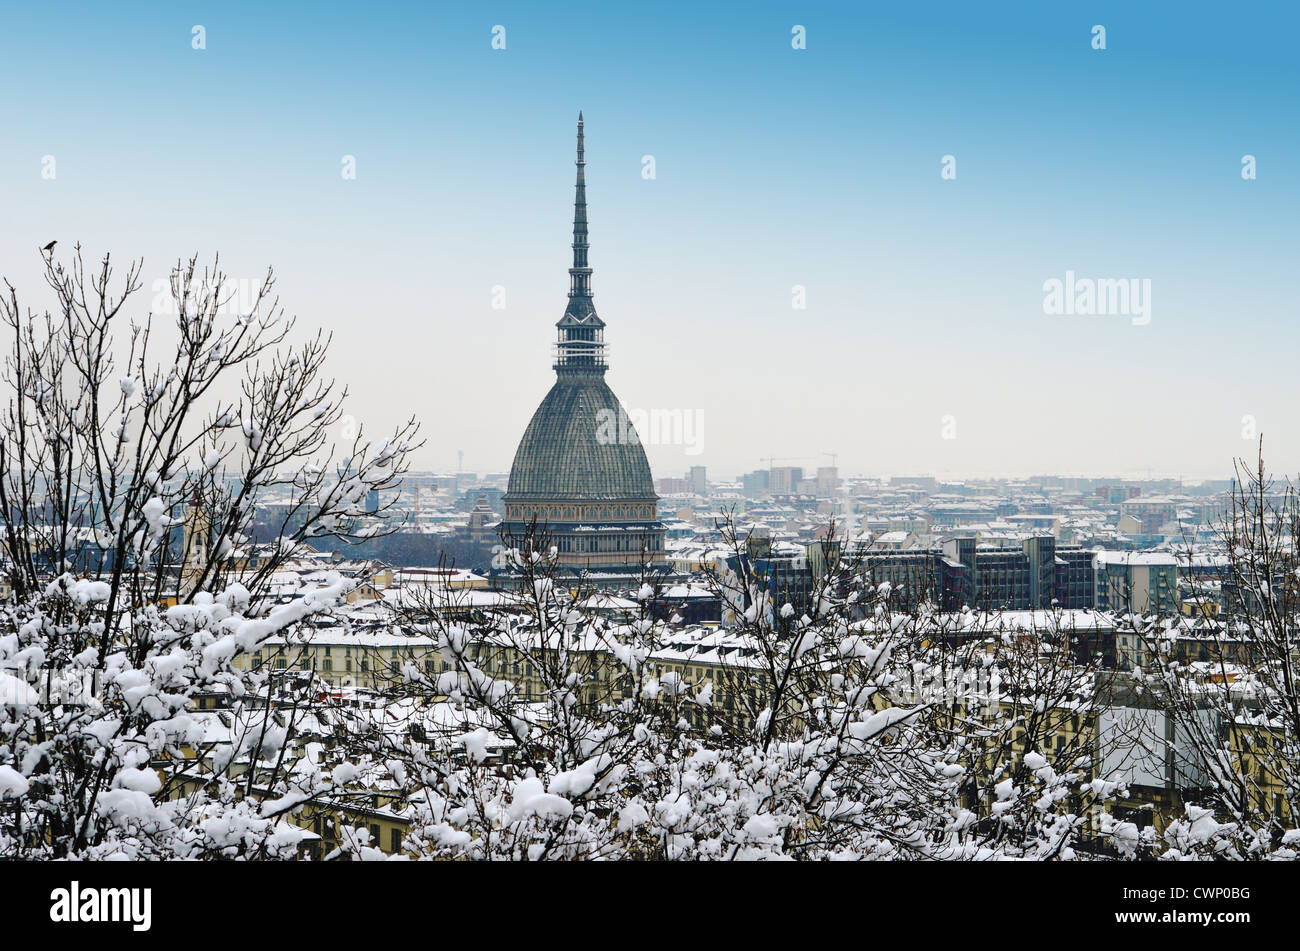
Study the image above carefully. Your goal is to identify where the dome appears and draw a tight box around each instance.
[506,376,655,502]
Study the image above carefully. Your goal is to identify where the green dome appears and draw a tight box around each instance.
[506,376,655,502]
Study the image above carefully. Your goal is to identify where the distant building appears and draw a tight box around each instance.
[769,466,803,494]
[1119,498,1180,536]
[816,466,839,495]
[496,116,666,584]
[464,495,496,545]
[742,469,770,497]
[1094,551,1179,616]
[180,490,211,598]
[657,477,694,495]
[392,567,489,590]
[1096,484,1141,504]
[717,530,830,620]
[890,476,938,490]
[857,535,1095,612]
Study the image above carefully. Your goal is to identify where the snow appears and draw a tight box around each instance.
[549,760,598,798]
[458,728,492,764]
[0,765,29,798]
[508,777,574,822]
[113,767,162,795]
[142,497,172,540]
[43,575,113,604]
[617,802,649,832]
[0,671,40,706]
[71,579,112,604]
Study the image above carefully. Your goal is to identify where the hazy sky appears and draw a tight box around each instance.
[2,2,1297,482]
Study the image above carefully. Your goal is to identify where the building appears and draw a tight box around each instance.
[1119,498,1180,536]
[890,475,938,491]
[856,536,1096,613]
[463,495,496,545]
[657,477,695,495]
[1094,551,1179,616]
[742,469,771,498]
[496,116,667,583]
[179,489,210,598]
[769,466,803,494]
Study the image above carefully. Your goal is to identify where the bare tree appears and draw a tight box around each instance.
[0,244,419,858]
[1133,443,1300,856]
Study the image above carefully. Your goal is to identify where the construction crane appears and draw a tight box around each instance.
[762,455,816,470]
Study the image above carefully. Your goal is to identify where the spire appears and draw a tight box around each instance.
[570,112,591,298]
[554,112,606,375]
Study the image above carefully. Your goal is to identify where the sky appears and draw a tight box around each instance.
[1,1,1297,482]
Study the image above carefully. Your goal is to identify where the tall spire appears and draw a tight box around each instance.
[569,111,591,302]
[555,112,606,375]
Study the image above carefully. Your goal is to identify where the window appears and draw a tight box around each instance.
[391,829,402,854]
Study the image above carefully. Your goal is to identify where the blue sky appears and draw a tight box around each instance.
[2,1,1296,480]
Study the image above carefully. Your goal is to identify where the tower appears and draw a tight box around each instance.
[467,495,495,545]
[553,112,606,371]
[180,489,210,597]
[498,114,667,585]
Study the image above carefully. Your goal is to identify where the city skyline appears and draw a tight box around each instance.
[2,2,1297,480]
[5,0,1300,891]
